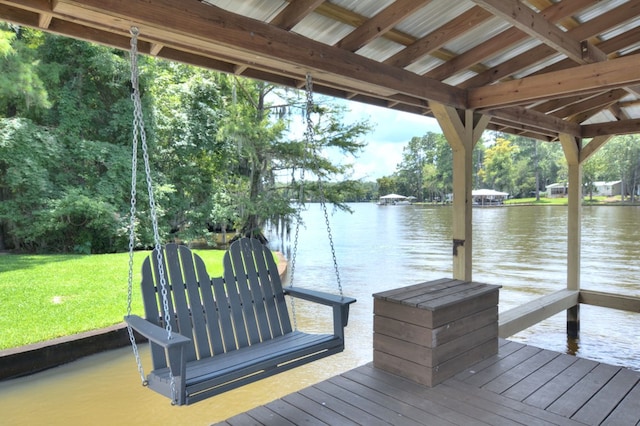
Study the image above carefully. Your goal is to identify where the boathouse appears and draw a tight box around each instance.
[2,1,639,424]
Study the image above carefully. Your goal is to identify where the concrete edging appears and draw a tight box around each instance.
[0,323,136,381]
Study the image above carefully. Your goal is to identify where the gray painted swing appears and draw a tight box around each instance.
[124,29,355,406]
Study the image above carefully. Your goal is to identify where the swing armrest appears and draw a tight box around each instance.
[124,315,191,349]
[285,287,356,337]
[285,287,356,307]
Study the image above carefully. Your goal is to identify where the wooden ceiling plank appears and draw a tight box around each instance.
[471,0,606,63]
[269,0,324,31]
[468,54,640,109]
[49,0,466,108]
[336,0,431,52]
[384,6,493,68]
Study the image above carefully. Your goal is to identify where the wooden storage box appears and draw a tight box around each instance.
[373,278,500,386]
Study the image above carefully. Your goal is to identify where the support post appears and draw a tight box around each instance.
[431,104,488,281]
[560,135,611,339]
[559,134,582,338]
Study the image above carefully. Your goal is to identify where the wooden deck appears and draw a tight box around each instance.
[216,340,640,426]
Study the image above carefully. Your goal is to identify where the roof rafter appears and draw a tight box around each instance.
[384,6,492,68]
[269,0,323,31]
[47,0,467,108]
[471,0,606,63]
[336,0,431,52]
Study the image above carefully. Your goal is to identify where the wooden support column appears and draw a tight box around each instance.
[431,103,489,281]
[559,134,581,338]
[558,134,613,338]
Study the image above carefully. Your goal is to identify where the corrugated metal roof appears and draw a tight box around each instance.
[2,0,640,142]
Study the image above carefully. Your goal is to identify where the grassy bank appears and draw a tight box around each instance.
[1,250,225,350]
[505,195,638,205]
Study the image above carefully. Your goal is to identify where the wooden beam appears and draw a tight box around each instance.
[38,11,51,28]
[269,0,323,31]
[482,106,581,137]
[582,119,640,138]
[45,0,466,109]
[471,0,606,63]
[550,89,626,120]
[559,134,581,300]
[336,0,431,52]
[579,290,640,313]
[149,42,163,56]
[581,135,612,163]
[499,290,579,338]
[430,103,488,282]
[468,54,640,109]
[487,118,558,140]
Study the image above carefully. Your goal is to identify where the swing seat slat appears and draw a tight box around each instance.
[125,237,355,406]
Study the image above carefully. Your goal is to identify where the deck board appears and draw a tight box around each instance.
[216,340,640,426]
[523,357,599,409]
[502,353,579,401]
[571,368,640,425]
[547,363,621,418]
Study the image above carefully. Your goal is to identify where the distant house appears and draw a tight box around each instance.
[592,181,622,196]
[546,183,567,198]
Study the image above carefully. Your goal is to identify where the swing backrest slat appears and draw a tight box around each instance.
[140,257,166,369]
[179,245,212,359]
[225,240,261,345]
[141,238,294,369]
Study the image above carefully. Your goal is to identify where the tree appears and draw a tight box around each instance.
[377,175,398,197]
[0,24,50,118]
[208,78,372,241]
[604,135,640,201]
[395,132,452,201]
[478,137,518,194]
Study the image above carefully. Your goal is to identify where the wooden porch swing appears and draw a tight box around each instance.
[123,28,355,406]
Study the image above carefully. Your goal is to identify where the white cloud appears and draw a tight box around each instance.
[281,94,443,181]
[343,101,442,180]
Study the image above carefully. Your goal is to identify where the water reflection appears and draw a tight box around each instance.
[1,203,639,425]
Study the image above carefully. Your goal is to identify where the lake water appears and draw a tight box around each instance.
[1,203,639,425]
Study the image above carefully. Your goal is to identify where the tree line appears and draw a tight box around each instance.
[2,24,639,254]
[377,131,640,204]
[0,24,371,253]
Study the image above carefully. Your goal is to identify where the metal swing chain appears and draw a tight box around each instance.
[128,27,177,404]
[308,78,343,300]
[287,75,313,331]
[289,74,343,308]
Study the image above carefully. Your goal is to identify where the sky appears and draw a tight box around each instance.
[341,101,442,181]
[280,94,443,183]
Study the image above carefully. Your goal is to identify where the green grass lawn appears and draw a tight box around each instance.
[505,195,619,205]
[0,249,225,350]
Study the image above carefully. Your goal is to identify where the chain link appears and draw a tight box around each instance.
[128,27,176,404]
[289,74,343,303]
